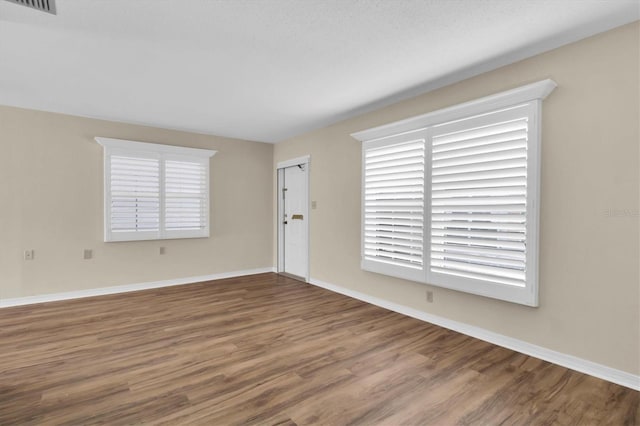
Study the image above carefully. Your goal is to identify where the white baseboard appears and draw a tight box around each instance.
[309,277,640,391]
[0,267,276,309]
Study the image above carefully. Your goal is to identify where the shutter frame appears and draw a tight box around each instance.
[425,102,540,306]
[361,130,427,283]
[108,153,161,239]
[163,154,210,239]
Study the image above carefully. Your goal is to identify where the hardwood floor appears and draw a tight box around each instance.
[0,273,637,425]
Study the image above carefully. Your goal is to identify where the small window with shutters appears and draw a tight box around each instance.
[95,137,216,242]
[356,79,556,306]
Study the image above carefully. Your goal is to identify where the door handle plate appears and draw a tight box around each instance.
[291,214,304,220]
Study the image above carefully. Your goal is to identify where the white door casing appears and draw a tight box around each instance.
[277,156,310,281]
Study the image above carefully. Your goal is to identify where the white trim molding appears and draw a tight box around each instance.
[277,155,311,170]
[308,277,640,391]
[95,137,217,158]
[351,79,557,142]
[0,267,276,309]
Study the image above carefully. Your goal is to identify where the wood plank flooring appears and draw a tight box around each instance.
[0,273,637,425]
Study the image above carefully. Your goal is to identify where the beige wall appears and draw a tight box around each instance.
[274,22,640,375]
[0,107,274,299]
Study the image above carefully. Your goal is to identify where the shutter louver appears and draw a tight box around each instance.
[364,139,425,269]
[109,155,160,233]
[165,160,207,231]
[430,114,529,287]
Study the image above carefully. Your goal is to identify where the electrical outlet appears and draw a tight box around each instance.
[426,290,434,303]
[83,249,92,260]
[159,247,166,255]
[311,201,317,209]
[24,249,34,261]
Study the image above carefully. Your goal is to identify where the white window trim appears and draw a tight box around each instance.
[95,137,216,242]
[352,79,556,142]
[353,79,556,307]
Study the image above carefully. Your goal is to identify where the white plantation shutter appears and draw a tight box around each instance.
[109,155,160,235]
[165,159,208,234]
[429,105,532,289]
[97,138,215,242]
[356,80,556,306]
[362,132,426,282]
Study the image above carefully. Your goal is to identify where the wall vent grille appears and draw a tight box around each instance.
[3,0,56,14]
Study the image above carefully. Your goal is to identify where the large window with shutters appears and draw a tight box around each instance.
[356,80,556,306]
[95,137,216,242]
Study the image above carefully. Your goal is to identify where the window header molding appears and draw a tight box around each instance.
[95,137,217,158]
[351,79,557,143]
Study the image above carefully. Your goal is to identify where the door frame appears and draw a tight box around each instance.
[277,155,310,282]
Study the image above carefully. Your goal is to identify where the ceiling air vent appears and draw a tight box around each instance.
[3,0,56,14]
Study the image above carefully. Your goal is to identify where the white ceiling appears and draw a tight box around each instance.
[0,1,638,143]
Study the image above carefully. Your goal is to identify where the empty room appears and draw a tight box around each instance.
[0,0,638,424]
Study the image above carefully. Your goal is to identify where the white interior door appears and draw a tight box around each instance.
[281,163,308,280]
